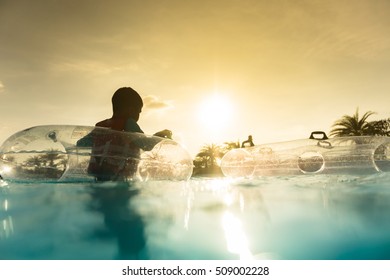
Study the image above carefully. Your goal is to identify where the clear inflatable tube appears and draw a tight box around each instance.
[221,135,390,178]
[0,125,193,182]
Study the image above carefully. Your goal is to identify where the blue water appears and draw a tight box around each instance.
[1,174,390,260]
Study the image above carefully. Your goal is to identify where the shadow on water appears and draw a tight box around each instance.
[87,182,147,260]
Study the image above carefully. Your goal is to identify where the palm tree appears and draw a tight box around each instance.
[330,108,376,137]
[195,143,224,169]
[223,141,240,154]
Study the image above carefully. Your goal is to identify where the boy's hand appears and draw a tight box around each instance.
[153,129,173,139]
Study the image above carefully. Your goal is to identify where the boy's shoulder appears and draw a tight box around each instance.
[125,118,143,133]
[96,118,127,130]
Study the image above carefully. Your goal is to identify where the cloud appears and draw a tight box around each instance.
[143,95,173,111]
[0,81,4,93]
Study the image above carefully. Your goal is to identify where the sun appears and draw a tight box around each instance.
[197,94,234,132]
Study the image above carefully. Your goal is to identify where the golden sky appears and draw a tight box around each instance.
[1,0,390,155]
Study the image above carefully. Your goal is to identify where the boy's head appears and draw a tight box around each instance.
[112,87,143,121]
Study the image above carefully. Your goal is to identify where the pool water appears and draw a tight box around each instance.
[1,174,390,260]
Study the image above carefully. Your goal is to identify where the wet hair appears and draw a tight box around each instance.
[111,87,143,114]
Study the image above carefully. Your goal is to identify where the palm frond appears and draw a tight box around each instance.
[330,108,376,137]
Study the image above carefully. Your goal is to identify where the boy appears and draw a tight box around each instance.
[86,87,171,181]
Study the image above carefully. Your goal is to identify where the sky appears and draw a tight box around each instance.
[1,0,390,156]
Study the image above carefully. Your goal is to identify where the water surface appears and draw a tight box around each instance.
[1,174,390,260]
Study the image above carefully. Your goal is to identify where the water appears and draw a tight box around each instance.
[1,174,390,260]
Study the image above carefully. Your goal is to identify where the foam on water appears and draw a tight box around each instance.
[1,174,390,260]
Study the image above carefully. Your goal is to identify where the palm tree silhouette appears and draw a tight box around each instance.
[195,143,224,169]
[223,141,240,153]
[330,108,376,137]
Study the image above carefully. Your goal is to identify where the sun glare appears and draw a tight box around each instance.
[197,94,234,132]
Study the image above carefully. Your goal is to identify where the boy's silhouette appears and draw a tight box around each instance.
[85,87,171,181]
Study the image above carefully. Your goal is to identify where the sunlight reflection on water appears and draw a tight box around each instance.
[222,211,253,260]
[0,174,390,259]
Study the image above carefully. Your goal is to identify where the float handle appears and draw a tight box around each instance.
[309,131,328,140]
